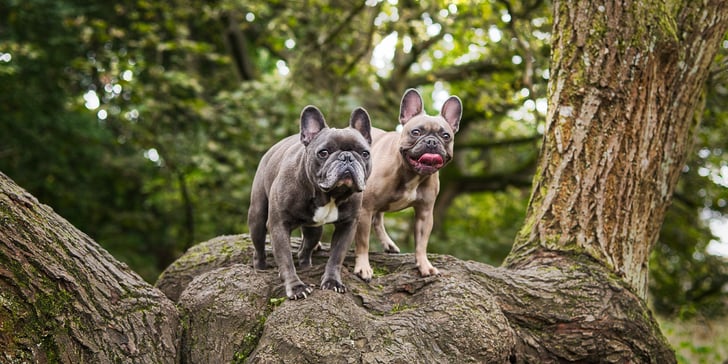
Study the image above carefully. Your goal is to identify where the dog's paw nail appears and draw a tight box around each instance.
[322,279,346,293]
[289,284,314,300]
[355,273,371,282]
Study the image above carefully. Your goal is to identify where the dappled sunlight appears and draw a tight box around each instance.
[2,3,727,360]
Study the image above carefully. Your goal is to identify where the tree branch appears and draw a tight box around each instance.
[406,60,515,85]
[222,11,256,81]
[455,135,542,150]
[320,3,368,47]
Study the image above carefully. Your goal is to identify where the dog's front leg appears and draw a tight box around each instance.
[413,205,439,277]
[270,224,313,300]
[321,219,355,293]
[354,210,375,281]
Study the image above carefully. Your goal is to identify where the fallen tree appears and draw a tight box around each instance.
[0,173,673,362]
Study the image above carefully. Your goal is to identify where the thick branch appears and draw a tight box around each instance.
[406,60,515,85]
[0,172,675,363]
[0,172,179,363]
[454,135,541,150]
[223,12,256,81]
[156,234,675,363]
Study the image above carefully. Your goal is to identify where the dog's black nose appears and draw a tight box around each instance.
[425,137,438,148]
[338,151,353,162]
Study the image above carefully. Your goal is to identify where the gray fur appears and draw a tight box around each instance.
[248,105,372,299]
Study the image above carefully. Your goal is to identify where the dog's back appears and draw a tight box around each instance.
[247,135,302,263]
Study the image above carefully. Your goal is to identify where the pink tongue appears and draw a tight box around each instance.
[418,153,443,166]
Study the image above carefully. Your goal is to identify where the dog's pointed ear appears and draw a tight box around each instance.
[300,105,328,146]
[440,96,462,134]
[399,88,424,126]
[349,107,372,145]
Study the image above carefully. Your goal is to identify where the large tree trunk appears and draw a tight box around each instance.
[505,0,728,298]
[0,173,179,363]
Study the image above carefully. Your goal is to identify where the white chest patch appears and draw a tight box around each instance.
[313,199,338,226]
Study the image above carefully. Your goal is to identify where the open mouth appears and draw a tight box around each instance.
[407,153,444,174]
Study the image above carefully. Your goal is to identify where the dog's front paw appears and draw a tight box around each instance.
[321,278,347,293]
[354,258,373,282]
[418,263,440,277]
[298,257,312,269]
[287,283,314,300]
[253,259,268,270]
[382,241,401,254]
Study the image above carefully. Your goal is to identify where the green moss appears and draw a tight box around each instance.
[389,303,416,314]
[372,266,389,278]
[269,296,286,307]
[0,244,82,360]
[232,314,266,363]
[232,295,285,363]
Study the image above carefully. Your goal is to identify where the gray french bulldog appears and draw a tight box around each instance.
[248,105,372,299]
[353,88,462,281]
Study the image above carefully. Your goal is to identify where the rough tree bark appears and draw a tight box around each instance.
[0,173,179,363]
[1,171,674,363]
[156,233,674,363]
[2,1,726,363]
[506,0,728,298]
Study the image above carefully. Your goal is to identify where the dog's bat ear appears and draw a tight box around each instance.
[349,107,372,145]
[440,96,462,134]
[399,88,424,126]
[300,105,328,146]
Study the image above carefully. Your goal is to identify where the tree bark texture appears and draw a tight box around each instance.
[0,173,179,363]
[1,171,675,362]
[506,0,728,297]
[158,233,675,363]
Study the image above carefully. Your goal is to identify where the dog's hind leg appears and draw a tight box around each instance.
[298,225,323,269]
[373,211,400,254]
[248,191,269,270]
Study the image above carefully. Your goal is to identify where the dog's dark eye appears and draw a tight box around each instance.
[361,151,370,159]
[442,132,451,141]
[317,149,329,158]
[411,129,421,137]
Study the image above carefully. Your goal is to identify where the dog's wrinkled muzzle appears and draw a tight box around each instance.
[319,152,366,192]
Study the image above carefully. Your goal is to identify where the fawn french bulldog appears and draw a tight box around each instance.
[353,89,462,281]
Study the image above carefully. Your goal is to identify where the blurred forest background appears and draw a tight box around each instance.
[1,0,727,359]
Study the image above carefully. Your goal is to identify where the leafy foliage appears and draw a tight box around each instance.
[0,0,726,322]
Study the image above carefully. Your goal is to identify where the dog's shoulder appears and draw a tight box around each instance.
[256,135,307,190]
[370,127,388,140]
[262,134,303,162]
[371,129,400,147]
